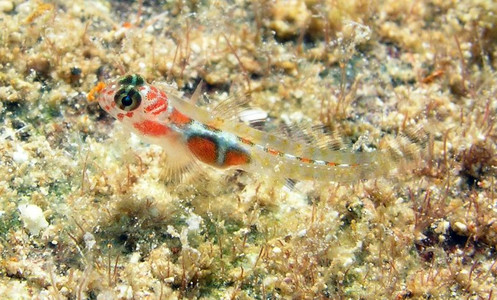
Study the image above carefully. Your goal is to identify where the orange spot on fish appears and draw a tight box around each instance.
[240,137,254,146]
[187,136,217,165]
[147,89,158,100]
[327,162,336,166]
[117,112,133,120]
[299,157,312,164]
[205,124,220,132]
[170,109,192,126]
[224,149,250,166]
[133,120,170,136]
[267,148,281,156]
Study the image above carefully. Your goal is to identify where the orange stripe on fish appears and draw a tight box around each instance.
[133,120,170,136]
[170,109,192,126]
[145,98,167,112]
[239,137,254,146]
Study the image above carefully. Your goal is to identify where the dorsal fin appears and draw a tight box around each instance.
[190,80,204,105]
[210,91,252,121]
[203,91,271,130]
[277,120,347,152]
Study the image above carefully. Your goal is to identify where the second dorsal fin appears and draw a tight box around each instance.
[277,120,348,152]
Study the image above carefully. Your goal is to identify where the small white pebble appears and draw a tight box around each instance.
[12,146,29,164]
[129,252,141,264]
[185,213,202,232]
[18,204,49,235]
[297,229,307,237]
[96,290,115,300]
[0,1,14,13]
[190,42,201,53]
[342,257,355,267]
[262,275,278,288]
[39,186,49,196]
[453,221,468,234]
[83,232,96,250]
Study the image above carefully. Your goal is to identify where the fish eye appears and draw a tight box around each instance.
[114,87,141,111]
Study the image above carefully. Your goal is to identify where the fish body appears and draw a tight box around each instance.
[93,74,392,182]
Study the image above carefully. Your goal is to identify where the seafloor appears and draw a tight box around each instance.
[1,0,496,299]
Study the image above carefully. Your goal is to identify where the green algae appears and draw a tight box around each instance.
[0,210,22,240]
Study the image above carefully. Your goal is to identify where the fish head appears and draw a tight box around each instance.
[95,74,171,126]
